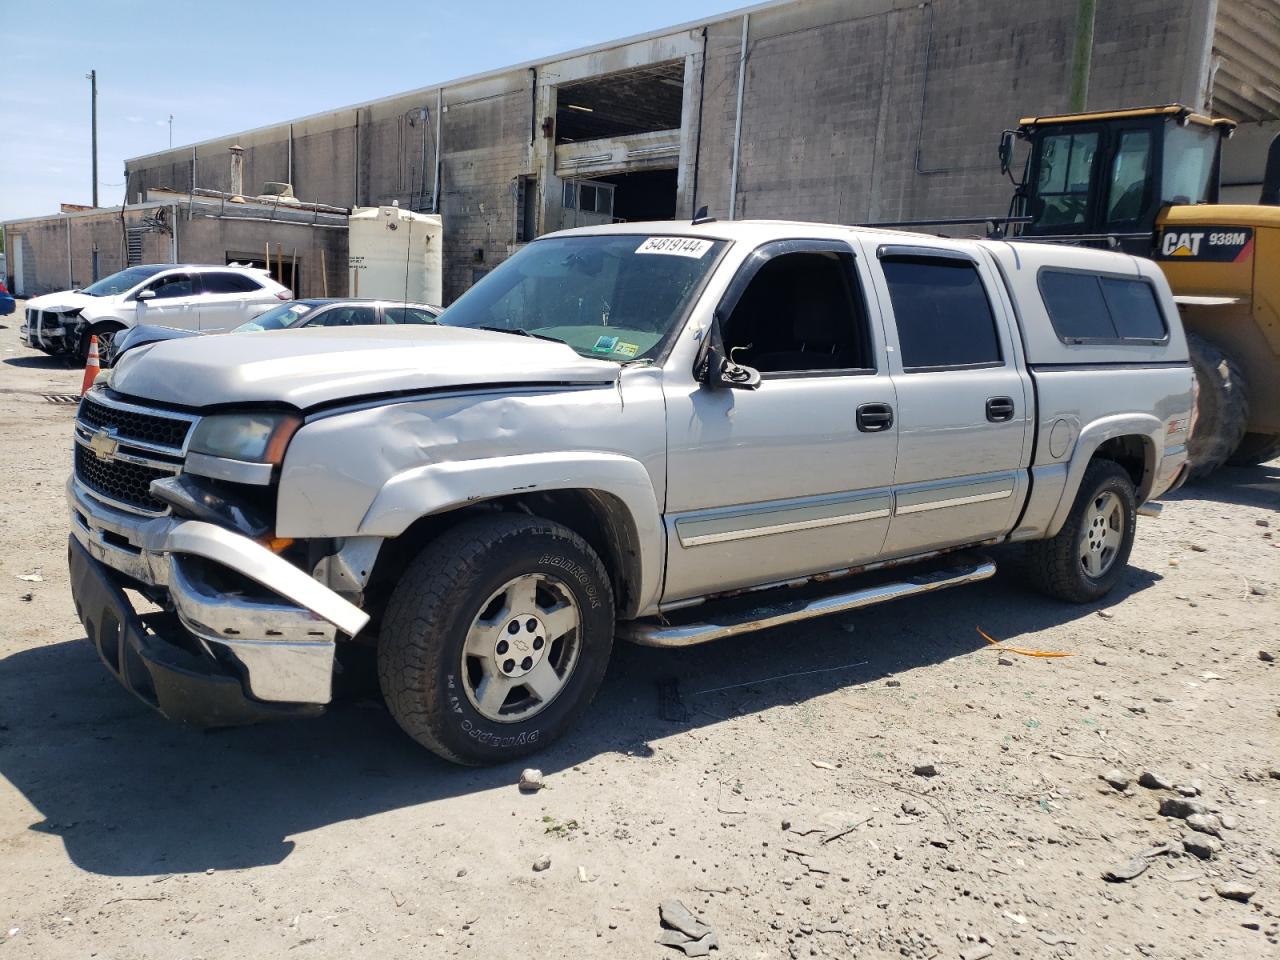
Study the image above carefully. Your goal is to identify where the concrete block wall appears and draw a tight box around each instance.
[697,0,1212,228]
[6,209,173,297]
[114,0,1213,301]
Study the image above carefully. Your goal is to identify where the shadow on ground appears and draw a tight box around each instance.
[3,354,76,370]
[1168,462,1280,511]
[0,562,1158,877]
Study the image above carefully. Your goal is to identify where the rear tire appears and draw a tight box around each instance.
[1025,459,1137,604]
[1227,432,1280,467]
[378,513,614,765]
[1185,332,1249,480]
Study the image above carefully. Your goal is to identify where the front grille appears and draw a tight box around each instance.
[74,443,173,513]
[78,395,191,450]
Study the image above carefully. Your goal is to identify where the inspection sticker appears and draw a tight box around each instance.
[592,335,619,353]
[614,341,639,358]
[636,236,714,258]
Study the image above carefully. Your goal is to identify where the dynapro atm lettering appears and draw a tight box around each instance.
[1156,227,1253,262]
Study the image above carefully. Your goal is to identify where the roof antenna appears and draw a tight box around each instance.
[692,205,716,225]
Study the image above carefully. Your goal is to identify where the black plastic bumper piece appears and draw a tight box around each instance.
[67,535,323,728]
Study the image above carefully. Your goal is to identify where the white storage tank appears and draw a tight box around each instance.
[347,204,443,304]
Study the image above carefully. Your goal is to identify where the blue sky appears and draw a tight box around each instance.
[0,0,750,221]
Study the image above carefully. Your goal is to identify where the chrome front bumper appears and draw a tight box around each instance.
[68,478,369,705]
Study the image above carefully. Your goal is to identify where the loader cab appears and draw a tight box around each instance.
[1005,105,1235,254]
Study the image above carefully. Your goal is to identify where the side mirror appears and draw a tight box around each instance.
[135,288,156,301]
[998,130,1015,177]
[701,314,761,390]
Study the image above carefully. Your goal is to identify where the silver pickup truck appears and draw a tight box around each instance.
[67,220,1193,764]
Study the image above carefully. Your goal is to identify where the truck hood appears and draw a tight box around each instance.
[108,325,622,409]
[24,290,103,313]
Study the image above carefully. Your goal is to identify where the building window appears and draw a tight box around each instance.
[561,180,614,218]
[126,229,144,266]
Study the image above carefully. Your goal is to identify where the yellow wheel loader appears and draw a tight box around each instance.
[1002,104,1280,478]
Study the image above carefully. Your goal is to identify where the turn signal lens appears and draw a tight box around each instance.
[260,537,295,554]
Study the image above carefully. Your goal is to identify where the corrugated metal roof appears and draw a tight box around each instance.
[1212,0,1280,121]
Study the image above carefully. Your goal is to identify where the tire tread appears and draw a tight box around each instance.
[377,513,612,765]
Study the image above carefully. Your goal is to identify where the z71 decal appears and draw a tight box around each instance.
[1156,226,1253,263]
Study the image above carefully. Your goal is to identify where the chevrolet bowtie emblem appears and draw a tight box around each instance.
[88,428,118,461]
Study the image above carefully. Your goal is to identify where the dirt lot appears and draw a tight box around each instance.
[0,307,1277,960]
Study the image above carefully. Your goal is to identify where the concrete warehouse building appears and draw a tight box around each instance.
[5,0,1278,301]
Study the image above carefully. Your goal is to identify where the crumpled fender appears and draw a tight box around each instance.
[357,451,666,615]
[1045,413,1161,537]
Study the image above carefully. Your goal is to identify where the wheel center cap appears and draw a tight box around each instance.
[495,614,547,678]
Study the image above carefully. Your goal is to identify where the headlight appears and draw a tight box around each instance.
[189,412,301,465]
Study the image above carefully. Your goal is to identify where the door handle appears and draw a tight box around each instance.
[986,397,1015,422]
[857,402,894,433]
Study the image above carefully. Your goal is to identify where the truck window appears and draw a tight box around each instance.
[720,251,871,375]
[881,258,1001,370]
[1039,270,1167,342]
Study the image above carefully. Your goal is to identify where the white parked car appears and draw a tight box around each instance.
[20,264,291,363]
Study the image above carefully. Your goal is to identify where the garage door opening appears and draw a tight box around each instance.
[603,169,678,222]
[555,61,685,143]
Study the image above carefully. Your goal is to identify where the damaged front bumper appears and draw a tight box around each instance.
[20,309,77,353]
[68,478,369,724]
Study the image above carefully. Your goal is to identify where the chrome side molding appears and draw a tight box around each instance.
[620,557,996,648]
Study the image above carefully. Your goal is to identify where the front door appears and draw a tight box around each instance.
[860,242,1032,556]
[135,272,201,330]
[662,240,897,603]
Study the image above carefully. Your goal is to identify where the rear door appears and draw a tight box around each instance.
[197,271,268,332]
[861,242,1032,556]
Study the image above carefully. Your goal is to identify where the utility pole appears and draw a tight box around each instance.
[168,114,173,148]
[87,69,99,207]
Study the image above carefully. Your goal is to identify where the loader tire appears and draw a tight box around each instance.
[1185,333,1249,481]
[1227,432,1280,467]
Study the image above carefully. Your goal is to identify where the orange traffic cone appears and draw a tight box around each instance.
[81,335,101,396]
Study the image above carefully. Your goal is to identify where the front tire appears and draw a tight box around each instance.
[1025,459,1137,603]
[378,513,615,765]
[79,321,124,366]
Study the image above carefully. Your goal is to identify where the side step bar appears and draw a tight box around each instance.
[620,556,996,648]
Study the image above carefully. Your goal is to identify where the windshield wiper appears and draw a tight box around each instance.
[472,325,566,345]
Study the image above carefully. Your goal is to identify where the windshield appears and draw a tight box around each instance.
[438,234,726,361]
[234,302,315,332]
[82,264,169,296]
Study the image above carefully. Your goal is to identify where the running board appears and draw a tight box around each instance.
[620,555,996,648]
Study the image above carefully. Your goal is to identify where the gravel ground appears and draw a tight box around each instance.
[1,306,1277,959]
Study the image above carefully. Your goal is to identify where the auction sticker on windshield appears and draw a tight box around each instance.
[636,237,715,258]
